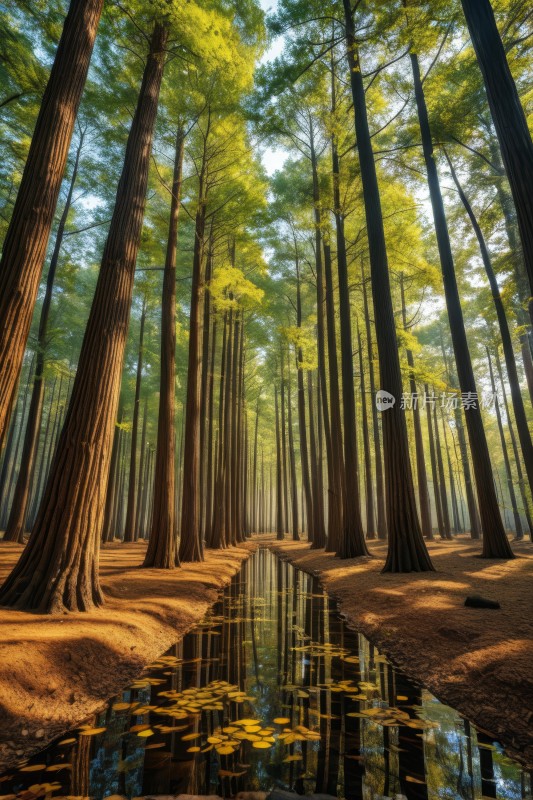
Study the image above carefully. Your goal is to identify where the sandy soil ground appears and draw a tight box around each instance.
[0,540,258,772]
[269,535,533,769]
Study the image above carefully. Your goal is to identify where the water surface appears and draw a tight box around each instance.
[1,548,530,799]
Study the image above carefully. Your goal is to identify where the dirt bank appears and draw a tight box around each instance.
[270,535,533,769]
[0,540,258,772]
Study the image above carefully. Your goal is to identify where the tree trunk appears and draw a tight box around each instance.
[0,23,168,612]
[275,385,284,540]
[433,403,452,540]
[410,49,513,559]
[179,120,210,562]
[495,349,533,539]
[4,135,84,544]
[425,386,442,540]
[308,370,326,548]
[358,328,375,539]
[362,272,387,539]
[487,348,523,538]
[144,128,184,568]
[123,300,146,542]
[134,399,148,540]
[343,1,431,570]
[399,274,432,539]
[295,264,314,544]
[286,353,300,541]
[445,151,533,498]
[460,0,533,325]
[0,0,103,445]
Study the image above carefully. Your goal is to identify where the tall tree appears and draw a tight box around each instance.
[409,47,513,559]
[342,0,432,571]
[0,0,103,445]
[0,22,168,612]
[460,0,533,324]
[144,128,184,568]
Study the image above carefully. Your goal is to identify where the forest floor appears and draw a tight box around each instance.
[269,534,533,769]
[0,539,259,771]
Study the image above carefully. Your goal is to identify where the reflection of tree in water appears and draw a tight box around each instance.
[3,550,531,800]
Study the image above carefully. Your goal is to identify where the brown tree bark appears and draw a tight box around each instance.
[343,1,431,570]
[0,23,168,612]
[144,128,184,568]
[410,48,513,559]
[275,385,284,540]
[399,274,432,539]
[286,353,300,541]
[460,0,533,325]
[123,299,146,542]
[4,134,84,544]
[445,151,533,498]
[308,369,326,548]
[0,0,103,445]
[487,348,523,538]
[179,115,210,563]
[358,328,375,539]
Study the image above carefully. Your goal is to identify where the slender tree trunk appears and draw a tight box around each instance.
[0,23,168,612]
[343,2,431,570]
[102,403,122,543]
[0,0,103,444]
[410,49,513,559]
[460,0,533,325]
[1,356,34,528]
[179,119,210,562]
[134,400,147,540]
[124,300,146,542]
[280,349,289,536]
[399,274,432,539]
[487,348,523,538]
[4,135,84,544]
[445,152,533,497]
[287,353,299,541]
[433,402,452,540]
[275,386,284,540]
[144,128,183,568]
[295,265,314,544]
[495,349,533,539]
[308,370,326,548]
[204,317,218,546]
[425,386,443,540]
[362,272,387,539]
[199,232,213,542]
[358,328,375,538]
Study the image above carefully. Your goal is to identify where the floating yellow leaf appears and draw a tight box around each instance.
[273,717,290,725]
[20,765,46,773]
[181,733,201,741]
[216,745,235,755]
[137,729,154,738]
[283,754,302,762]
[187,746,201,753]
[252,740,272,749]
[79,727,106,736]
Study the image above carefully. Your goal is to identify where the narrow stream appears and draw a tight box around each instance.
[2,549,531,800]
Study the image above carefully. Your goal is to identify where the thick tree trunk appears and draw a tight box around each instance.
[144,128,183,568]
[123,300,146,542]
[0,23,168,612]
[410,49,513,559]
[460,0,533,325]
[4,136,83,544]
[0,0,103,445]
[343,2,431,570]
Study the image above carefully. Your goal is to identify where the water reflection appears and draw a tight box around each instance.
[1,548,531,800]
